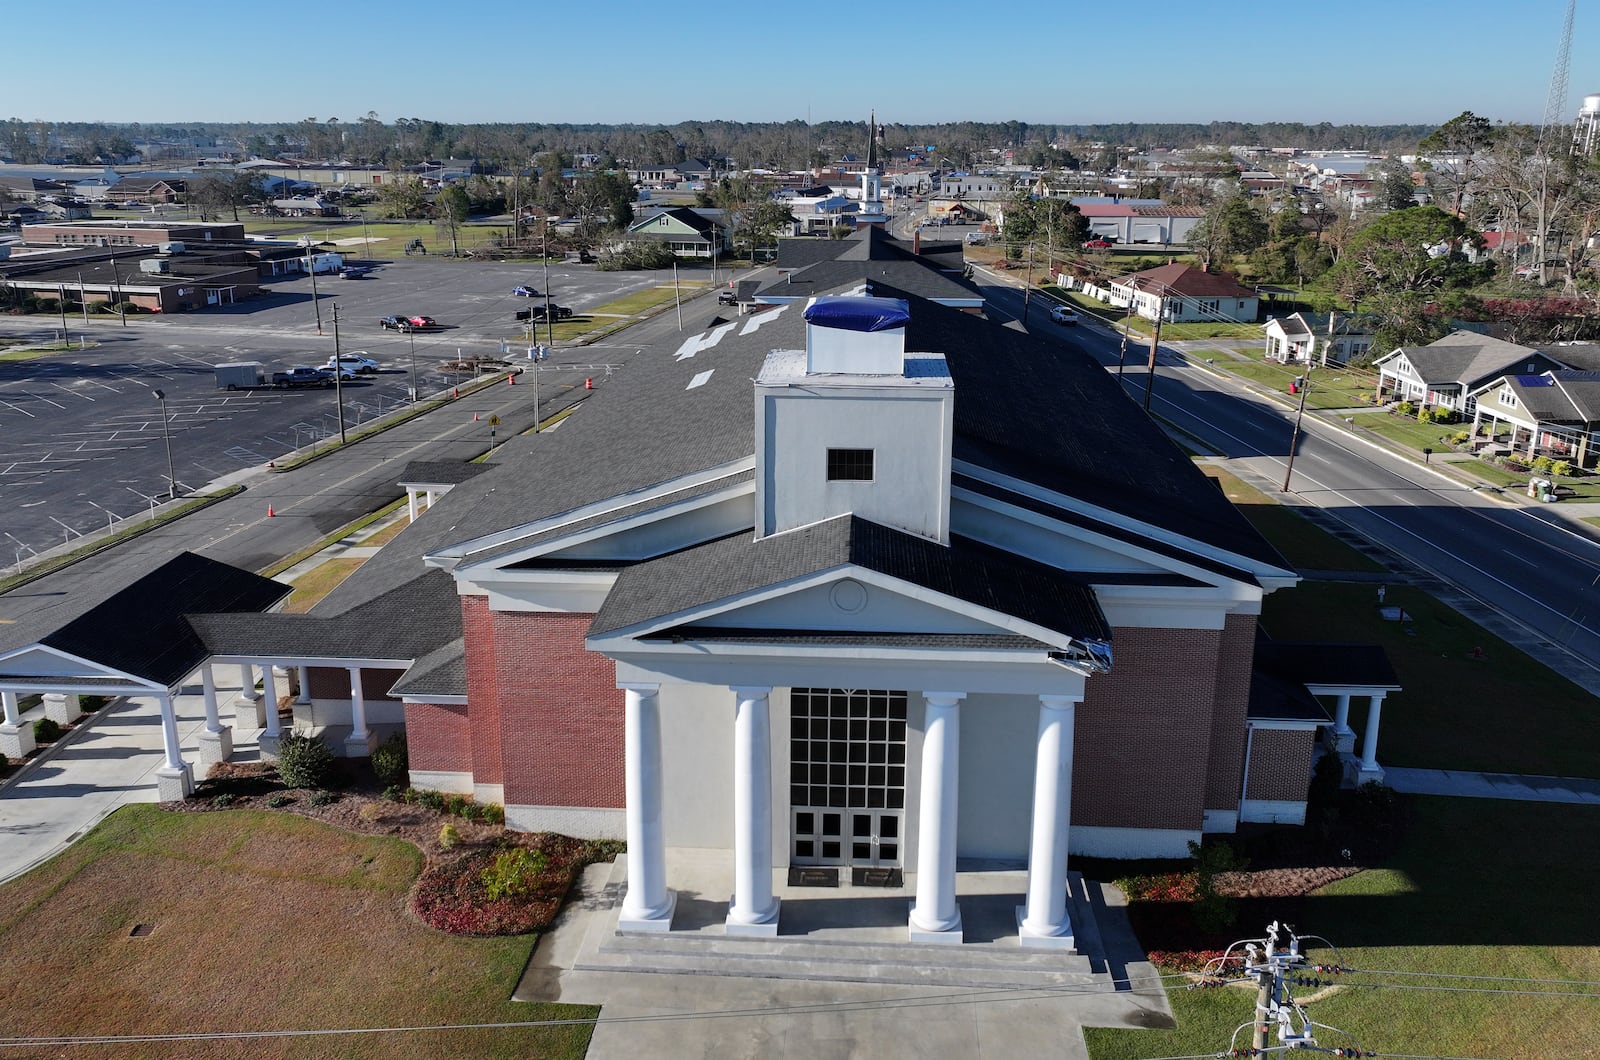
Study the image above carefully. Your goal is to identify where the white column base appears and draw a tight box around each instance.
[198,727,234,768]
[155,764,194,802]
[43,694,78,726]
[0,723,36,760]
[1329,726,1356,753]
[344,731,376,758]
[618,890,678,934]
[1357,762,1386,785]
[725,895,780,937]
[257,734,282,761]
[908,904,963,945]
[234,697,266,731]
[1016,905,1076,950]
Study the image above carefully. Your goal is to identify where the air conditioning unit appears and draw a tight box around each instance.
[139,258,170,274]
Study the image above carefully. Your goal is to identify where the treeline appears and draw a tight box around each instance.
[6,117,1438,170]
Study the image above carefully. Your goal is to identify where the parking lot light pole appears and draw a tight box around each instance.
[306,242,323,335]
[407,327,418,403]
[152,388,177,499]
[331,304,347,444]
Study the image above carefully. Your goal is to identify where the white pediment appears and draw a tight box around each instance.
[694,574,1001,636]
[0,644,158,686]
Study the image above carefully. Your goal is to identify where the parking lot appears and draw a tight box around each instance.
[0,257,681,560]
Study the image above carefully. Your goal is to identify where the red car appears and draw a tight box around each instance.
[406,315,437,328]
[1083,238,1113,249]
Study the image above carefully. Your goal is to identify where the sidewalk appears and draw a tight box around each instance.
[0,672,261,885]
[1384,767,1600,804]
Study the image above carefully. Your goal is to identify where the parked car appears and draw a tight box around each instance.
[341,265,373,279]
[1083,238,1113,249]
[324,352,379,374]
[511,285,539,297]
[1049,305,1080,326]
[717,289,738,305]
[527,304,573,320]
[406,315,437,328]
[271,366,332,388]
[379,315,414,331]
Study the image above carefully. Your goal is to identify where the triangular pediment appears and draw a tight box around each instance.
[0,644,160,687]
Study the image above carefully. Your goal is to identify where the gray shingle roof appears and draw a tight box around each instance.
[388,637,466,698]
[397,460,492,487]
[646,628,1052,651]
[590,514,1110,645]
[1253,639,1400,689]
[1248,671,1331,723]
[1387,332,1555,388]
[0,552,289,688]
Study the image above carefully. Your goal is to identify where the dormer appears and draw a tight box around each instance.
[754,296,954,543]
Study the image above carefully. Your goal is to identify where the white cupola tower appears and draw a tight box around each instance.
[754,296,953,543]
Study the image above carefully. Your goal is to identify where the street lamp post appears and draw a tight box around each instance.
[152,388,177,499]
[407,326,418,403]
[1282,342,1316,492]
[331,304,347,443]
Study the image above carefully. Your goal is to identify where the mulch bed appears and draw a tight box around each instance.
[166,761,612,937]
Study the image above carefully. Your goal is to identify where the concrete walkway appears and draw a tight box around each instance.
[0,672,261,885]
[1385,766,1600,804]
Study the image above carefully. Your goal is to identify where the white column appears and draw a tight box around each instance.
[345,666,374,757]
[1359,693,1386,777]
[727,686,779,935]
[619,683,675,931]
[1019,694,1078,948]
[0,690,36,759]
[154,692,193,801]
[407,490,419,523]
[235,663,259,704]
[1330,693,1355,752]
[296,666,311,705]
[233,662,264,730]
[425,489,436,509]
[197,662,233,767]
[909,691,963,943]
[261,665,280,735]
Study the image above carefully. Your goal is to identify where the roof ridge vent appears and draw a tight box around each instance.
[803,296,909,375]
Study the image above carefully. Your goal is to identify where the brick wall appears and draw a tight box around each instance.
[404,702,472,772]
[461,595,504,786]
[1204,613,1256,812]
[1246,728,1316,800]
[1076,626,1221,830]
[306,665,405,701]
[491,610,623,810]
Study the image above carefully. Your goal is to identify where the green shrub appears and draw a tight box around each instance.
[418,788,446,812]
[211,793,236,808]
[275,733,334,789]
[444,794,468,817]
[459,801,483,823]
[1395,400,1415,416]
[439,823,460,850]
[0,751,9,771]
[1551,460,1574,477]
[480,846,548,900]
[381,785,404,802]
[32,717,62,743]
[308,790,339,807]
[1449,430,1471,446]
[1187,839,1246,935]
[266,793,293,808]
[481,803,506,826]
[114,301,142,315]
[371,733,408,788]
[1531,456,1554,474]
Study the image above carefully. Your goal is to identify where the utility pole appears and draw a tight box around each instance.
[1022,239,1035,324]
[542,226,554,347]
[1116,294,1134,378]
[672,259,683,331]
[306,242,323,335]
[1282,341,1315,492]
[1142,286,1166,413]
[331,303,347,444]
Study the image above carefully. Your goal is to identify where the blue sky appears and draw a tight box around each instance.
[3,0,1594,128]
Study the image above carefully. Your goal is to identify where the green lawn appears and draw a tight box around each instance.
[1199,465,1384,572]
[1348,411,1463,453]
[1037,286,1260,339]
[1212,351,1381,411]
[1260,581,1600,777]
[0,806,595,1059]
[1085,796,1600,1060]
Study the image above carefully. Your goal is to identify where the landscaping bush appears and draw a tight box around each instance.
[114,302,142,315]
[370,733,408,788]
[32,717,62,743]
[481,803,506,826]
[480,846,549,900]
[444,793,468,818]
[439,823,460,850]
[1188,839,1246,935]
[1448,430,1471,446]
[1531,456,1555,474]
[211,793,236,808]
[266,793,293,808]
[308,790,339,807]
[1395,400,1415,416]
[1551,460,1574,477]
[0,751,8,771]
[275,733,335,789]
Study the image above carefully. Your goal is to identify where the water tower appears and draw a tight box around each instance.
[1572,93,1600,155]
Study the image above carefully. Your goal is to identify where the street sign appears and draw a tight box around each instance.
[488,414,501,427]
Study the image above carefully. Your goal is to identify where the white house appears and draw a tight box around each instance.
[1109,263,1259,324]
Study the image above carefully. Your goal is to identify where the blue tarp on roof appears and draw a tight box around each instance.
[804,296,911,333]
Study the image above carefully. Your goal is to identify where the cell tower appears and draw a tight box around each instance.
[1574,92,1600,155]
[1545,0,1577,142]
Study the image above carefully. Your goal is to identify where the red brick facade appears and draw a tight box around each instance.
[461,595,504,786]
[1075,626,1222,831]
[404,702,472,773]
[1203,614,1256,813]
[1245,728,1316,800]
[491,610,623,809]
[306,665,405,701]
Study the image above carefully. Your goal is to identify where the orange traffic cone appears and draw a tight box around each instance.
[585,377,593,390]
[507,372,515,385]
[452,386,459,398]
[267,504,275,518]
[473,412,479,421]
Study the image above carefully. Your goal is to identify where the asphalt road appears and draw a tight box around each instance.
[979,278,1600,694]
[0,257,693,558]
